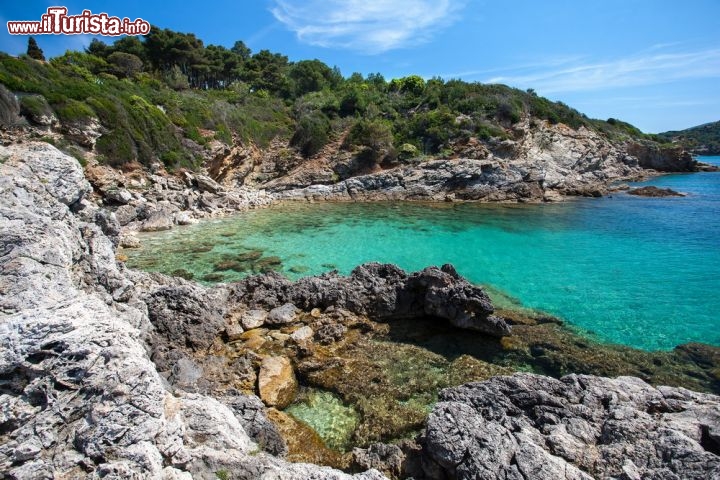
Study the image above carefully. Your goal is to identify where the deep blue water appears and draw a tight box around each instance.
[127,156,720,351]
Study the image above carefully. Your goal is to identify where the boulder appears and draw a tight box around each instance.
[266,303,298,325]
[118,233,140,248]
[225,323,245,342]
[195,174,223,194]
[240,309,267,329]
[258,356,298,408]
[144,284,227,351]
[174,211,197,225]
[104,188,133,205]
[141,212,173,232]
[290,325,314,343]
[114,204,139,225]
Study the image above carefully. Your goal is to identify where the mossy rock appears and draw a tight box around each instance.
[237,250,263,262]
[201,272,225,282]
[214,260,247,272]
[171,269,194,280]
[289,265,310,274]
[257,256,282,267]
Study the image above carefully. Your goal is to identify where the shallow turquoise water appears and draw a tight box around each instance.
[127,156,720,351]
[285,389,359,450]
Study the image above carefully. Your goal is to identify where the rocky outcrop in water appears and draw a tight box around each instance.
[420,373,720,480]
[0,142,384,479]
[626,141,698,172]
[628,186,685,197]
[227,263,510,337]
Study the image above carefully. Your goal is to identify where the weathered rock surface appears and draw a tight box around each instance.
[240,308,268,329]
[0,142,385,479]
[421,373,720,480]
[627,141,698,172]
[266,302,299,325]
[229,263,511,337]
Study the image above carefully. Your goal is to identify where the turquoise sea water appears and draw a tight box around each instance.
[127,156,720,351]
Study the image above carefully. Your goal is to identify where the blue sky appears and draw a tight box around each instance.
[1,0,718,133]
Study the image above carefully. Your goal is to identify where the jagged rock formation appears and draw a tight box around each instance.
[226,263,510,337]
[420,373,720,479]
[0,142,384,479]
[626,141,698,172]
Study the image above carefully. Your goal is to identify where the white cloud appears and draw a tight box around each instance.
[270,0,463,53]
[481,48,720,94]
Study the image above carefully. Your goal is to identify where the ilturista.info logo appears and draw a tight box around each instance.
[7,7,150,36]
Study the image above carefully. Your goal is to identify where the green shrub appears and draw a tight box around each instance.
[345,118,394,160]
[19,94,54,123]
[96,130,136,167]
[55,99,95,122]
[291,111,330,156]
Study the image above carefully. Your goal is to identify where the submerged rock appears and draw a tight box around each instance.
[421,373,720,480]
[238,249,263,261]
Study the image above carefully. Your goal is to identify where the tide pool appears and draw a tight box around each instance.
[126,157,720,351]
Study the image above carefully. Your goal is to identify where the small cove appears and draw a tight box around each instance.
[126,157,720,351]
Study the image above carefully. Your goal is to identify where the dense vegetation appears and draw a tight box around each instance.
[0,28,655,170]
[659,121,720,155]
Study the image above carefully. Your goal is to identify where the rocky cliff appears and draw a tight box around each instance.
[1,142,718,479]
[240,120,695,203]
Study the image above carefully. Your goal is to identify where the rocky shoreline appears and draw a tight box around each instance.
[1,142,719,479]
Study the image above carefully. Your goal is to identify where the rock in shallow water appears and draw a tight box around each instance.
[259,356,298,408]
[628,185,685,197]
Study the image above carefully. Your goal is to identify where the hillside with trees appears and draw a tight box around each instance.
[0,27,661,171]
[659,121,720,155]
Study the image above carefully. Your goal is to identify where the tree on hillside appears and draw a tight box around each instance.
[290,59,336,96]
[86,39,110,58]
[108,52,144,78]
[26,37,45,61]
[231,40,251,61]
[111,36,147,63]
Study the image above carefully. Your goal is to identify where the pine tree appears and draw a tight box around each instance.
[26,37,45,61]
